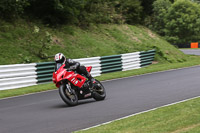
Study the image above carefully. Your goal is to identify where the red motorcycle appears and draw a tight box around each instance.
[52,63,106,106]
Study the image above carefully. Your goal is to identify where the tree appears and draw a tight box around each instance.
[151,0,172,35]
[119,0,143,24]
[80,0,120,25]
[140,0,156,16]
[26,0,86,25]
[165,0,200,45]
[79,0,143,25]
[0,0,29,20]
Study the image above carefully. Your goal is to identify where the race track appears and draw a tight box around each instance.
[180,49,200,55]
[1,66,200,133]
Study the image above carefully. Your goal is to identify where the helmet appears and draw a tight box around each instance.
[54,53,66,63]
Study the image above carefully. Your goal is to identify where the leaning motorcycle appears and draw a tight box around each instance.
[52,64,106,106]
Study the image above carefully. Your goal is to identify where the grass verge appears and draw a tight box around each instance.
[0,83,55,99]
[75,96,200,133]
[1,55,200,99]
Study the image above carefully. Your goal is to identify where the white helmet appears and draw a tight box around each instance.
[54,53,66,63]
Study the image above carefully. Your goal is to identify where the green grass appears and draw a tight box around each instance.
[0,19,189,65]
[0,83,55,99]
[1,55,200,99]
[75,96,200,133]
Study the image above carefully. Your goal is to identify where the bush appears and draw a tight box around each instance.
[0,0,145,26]
[118,0,143,24]
[79,0,124,26]
[165,0,200,44]
[25,0,143,26]
[151,0,172,36]
[26,0,85,25]
[0,0,29,20]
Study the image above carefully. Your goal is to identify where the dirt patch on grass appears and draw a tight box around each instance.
[171,123,200,133]
[131,36,141,42]
[152,61,158,64]
[52,36,65,48]
[146,29,157,38]
[119,25,141,42]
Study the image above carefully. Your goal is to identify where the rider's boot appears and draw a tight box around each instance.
[86,72,95,91]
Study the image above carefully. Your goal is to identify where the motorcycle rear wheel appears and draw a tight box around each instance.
[59,83,78,106]
[92,79,106,101]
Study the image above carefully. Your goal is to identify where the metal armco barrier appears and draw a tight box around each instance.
[74,57,101,77]
[140,50,155,66]
[121,52,141,71]
[100,55,122,73]
[0,50,155,90]
[36,62,55,84]
[0,64,37,90]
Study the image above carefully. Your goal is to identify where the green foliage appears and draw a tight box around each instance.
[141,0,156,16]
[148,0,200,46]
[151,0,172,36]
[16,25,54,62]
[31,26,53,59]
[26,0,125,25]
[118,0,143,24]
[27,0,86,25]
[79,0,123,26]
[165,0,200,44]
[0,0,145,25]
[80,0,146,26]
[0,19,189,65]
[0,0,29,19]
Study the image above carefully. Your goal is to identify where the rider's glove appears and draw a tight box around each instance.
[69,66,76,70]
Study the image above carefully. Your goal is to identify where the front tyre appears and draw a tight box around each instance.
[59,83,78,106]
[92,79,106,101]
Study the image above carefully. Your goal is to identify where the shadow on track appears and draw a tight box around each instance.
[50,99,96,109]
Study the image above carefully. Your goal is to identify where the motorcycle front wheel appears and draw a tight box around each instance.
[59,83,78,106]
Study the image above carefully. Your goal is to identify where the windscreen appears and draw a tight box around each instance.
[55,63,62,71]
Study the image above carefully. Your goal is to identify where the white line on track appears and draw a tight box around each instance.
[79,95,200,132]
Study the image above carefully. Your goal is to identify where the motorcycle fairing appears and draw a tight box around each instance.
[64,73,86,88]
[53,64,91,88]
[86,66,92,72]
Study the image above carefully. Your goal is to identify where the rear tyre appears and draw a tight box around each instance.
[92,79,106,101]
[59,83,78,106]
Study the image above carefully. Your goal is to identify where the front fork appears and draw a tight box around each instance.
[66,82,72,94]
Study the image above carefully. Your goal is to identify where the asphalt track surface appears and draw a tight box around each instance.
[1,66,200,133]
[180,49,200,55]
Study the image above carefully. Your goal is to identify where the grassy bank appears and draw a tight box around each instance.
[0,19,188,65]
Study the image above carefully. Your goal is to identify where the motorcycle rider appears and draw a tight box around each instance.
[54,53,95,89]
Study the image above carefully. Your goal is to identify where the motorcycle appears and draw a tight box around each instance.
[52,63,106,106]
